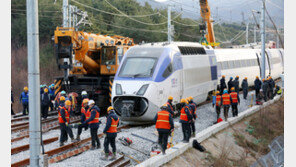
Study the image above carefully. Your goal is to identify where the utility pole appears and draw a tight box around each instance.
[63,0,69,79]
[260,0,266,79]
[246,21,249,44]
[254,25,256,43]
[167,5,172,43]
[26,0,41,166]
[276,29,279,48]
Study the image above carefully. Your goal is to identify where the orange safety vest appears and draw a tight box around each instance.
[180,106,190,122]
[58,106,70,123]
[230,92,238,104]
[81,107,87,118]
[107,117,119,133]
[222,94,231,105]
[166,102,174,112]
[155,110,171,130]
[216,95,222,106]
[86,108,100,124]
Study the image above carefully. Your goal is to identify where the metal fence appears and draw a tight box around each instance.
[251,135,284,167]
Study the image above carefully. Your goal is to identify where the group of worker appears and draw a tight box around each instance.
[57,93,120,161]
[154,96,197,155]
[219,75,249,99]
[18,84,56,118]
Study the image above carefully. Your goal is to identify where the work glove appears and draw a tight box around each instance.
[65,122,68,126]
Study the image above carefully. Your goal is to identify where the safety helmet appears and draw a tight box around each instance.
[230,77,233,80]
[60,96,66,101]
[44,88,48,93]
[24,86,28,91]
[268,76,272,79]
[180,99,186,104]
[107,106,114,112]
[82,98,89,104]
[223,90,228,94]
[266,77,270,80]
[236,75,239,78]
[88,99,95,106]
[245,77,247,80]
[189,96,193,100]
[222,75,225,78]
[231,87,235,91]
[216,91,220,94]
[168,96,173,100]
[81,91,87,95]
[51,84,54,87]
[262,79,265,82]
[61,90,66,95]
[256,76,259,79]
[65,100,71,106]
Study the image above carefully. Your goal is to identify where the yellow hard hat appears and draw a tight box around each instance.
[82,98,89,104]
[231,87,235,91]
[60,96,65,101]
[262,79,265,82]
[65,100,71,106]
[268,76,272,79]
[168,96,173,100]
[24,86,28,91]
[245,77,247,80]
[107,106,114,112]
[256,76,259,79]
[180,99,186,103]
[266,77,270,80]
[44,88,48,93]
[222,75,225,78]
[189,96,193,100]
[236,75,239,78]
[216,91,220,94]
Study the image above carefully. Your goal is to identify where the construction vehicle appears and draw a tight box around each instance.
[199,0,220,47]
[53,27,134,113]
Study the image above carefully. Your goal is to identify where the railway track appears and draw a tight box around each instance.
[105,155,130,167]
[11,125,130,167]
[11,116,58,129]
[11,111,58,122]
[11,116,81,143]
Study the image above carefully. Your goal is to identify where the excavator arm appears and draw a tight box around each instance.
[199,0,219,47]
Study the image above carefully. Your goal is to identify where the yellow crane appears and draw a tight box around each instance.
[199,0,220,47]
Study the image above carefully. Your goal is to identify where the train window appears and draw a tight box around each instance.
[218,62,222,70]
[234,60,241,68]
[162,63,173,78]
[222,61,229,69]
[240,60,245,67]
[229,61,235,69]
[246,59,251,66]
[178,46,206,55]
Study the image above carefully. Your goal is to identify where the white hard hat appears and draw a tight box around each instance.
[81,91,87,95]
[88,99,95,105]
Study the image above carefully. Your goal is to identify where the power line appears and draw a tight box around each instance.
[266,0,283,11]
[11,9,62,13]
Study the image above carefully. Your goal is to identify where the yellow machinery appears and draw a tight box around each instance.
[199,0,220,47]
[53,27,134,111]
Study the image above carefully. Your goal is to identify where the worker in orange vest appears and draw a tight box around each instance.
[215,91,222,120]
[75,98,89,141]
[58,98,74,146]
[153,104,174,155]
[187,97,197,137]
[179,99,193,143]
[83,100,101,150]
[166,96,175,117]
[230,87,240,117]
[102,106,119,160]
[222,89,232,121]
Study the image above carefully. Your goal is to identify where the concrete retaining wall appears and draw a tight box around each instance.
[136,96,281,167]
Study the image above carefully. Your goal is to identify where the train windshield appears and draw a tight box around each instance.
[119,57,157,77]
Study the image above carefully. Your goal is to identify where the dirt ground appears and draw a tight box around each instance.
[163,96,284,167]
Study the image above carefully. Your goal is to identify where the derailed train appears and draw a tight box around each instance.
[111,42,284,124]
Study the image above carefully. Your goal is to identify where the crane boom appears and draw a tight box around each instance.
[199,0,218,47]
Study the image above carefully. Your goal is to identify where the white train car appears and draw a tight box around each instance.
[111,42,284,124]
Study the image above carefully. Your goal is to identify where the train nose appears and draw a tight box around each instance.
[113,96,149,117]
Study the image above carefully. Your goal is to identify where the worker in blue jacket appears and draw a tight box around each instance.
[102,106,120,160]
[48,84,55,111]
[179,99,193,143]
[20,86,29,115]
[83,100,101,150]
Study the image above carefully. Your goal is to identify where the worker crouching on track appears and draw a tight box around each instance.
[75,98,89,141]
[58,98,75,146]
[179,99,193,143]
[230,87,240,117]
[188,97,197,137]
[102,106,119,160]
[154,104,174,155]
[222,90,231,121]
[83,100,101,150]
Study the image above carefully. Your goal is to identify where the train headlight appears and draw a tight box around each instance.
[137,84,149,96]
[116,84,123,95]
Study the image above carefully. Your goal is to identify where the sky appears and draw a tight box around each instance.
[138,0,284,27]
